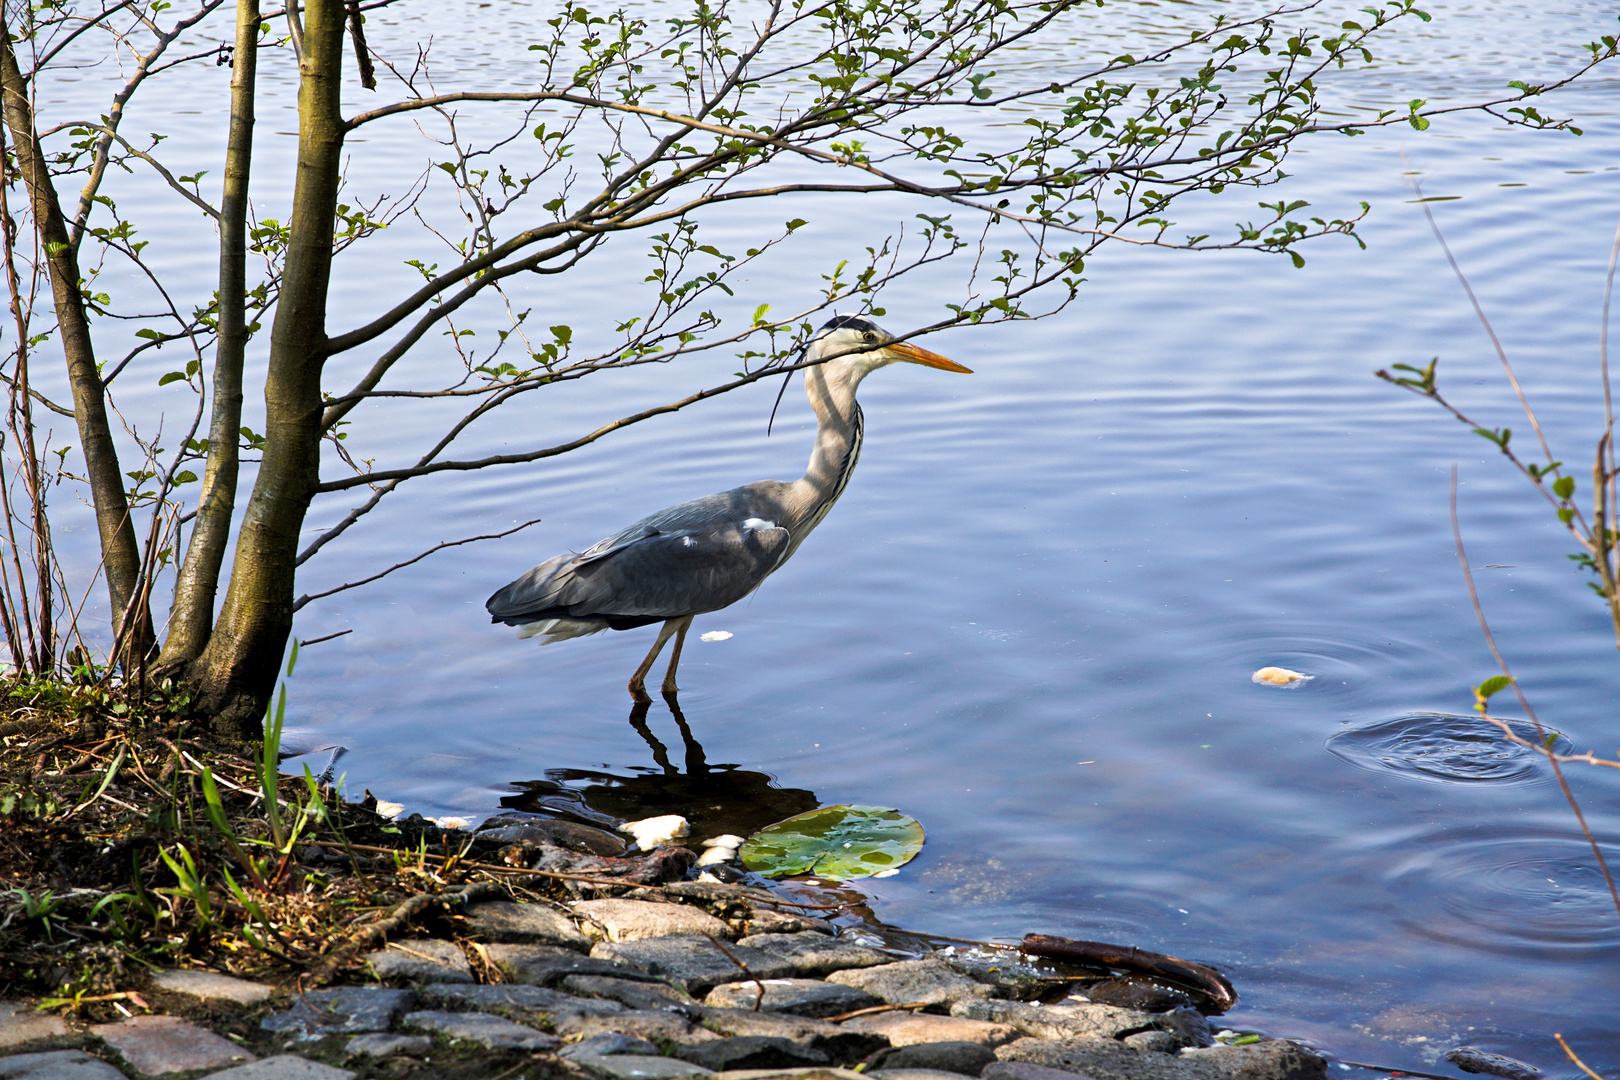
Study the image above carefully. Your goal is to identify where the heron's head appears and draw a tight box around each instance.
[808,315,972,379]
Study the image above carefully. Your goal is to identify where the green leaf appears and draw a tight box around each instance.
[1476,675,1515,699]
[739,804,925,882]
[1552,475,1575,500]
[158,371,188,386]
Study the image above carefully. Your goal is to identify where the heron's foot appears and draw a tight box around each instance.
[661,682,680,703]
[661,675,679,697]
[628,677,653,703]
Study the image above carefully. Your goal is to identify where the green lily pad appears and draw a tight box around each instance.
[739,804,925,882]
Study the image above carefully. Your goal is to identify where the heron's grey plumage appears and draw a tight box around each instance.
[486,315,968,698]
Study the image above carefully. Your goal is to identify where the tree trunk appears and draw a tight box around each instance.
[159,0,258,669]
[0,19,154,665]
[190,0,345,736]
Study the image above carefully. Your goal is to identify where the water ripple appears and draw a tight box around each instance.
[1383,824,1620,956]
[1326,713,1569,785]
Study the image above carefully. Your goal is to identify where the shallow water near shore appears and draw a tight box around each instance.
[29,0,1620,1073]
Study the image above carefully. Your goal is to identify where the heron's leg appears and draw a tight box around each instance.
[661,616,695,696]
[628,619,681,702]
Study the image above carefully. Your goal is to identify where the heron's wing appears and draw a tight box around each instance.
[487,517,790,624]
[563,520,791,618]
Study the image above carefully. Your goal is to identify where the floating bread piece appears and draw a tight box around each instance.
[1252,666,1313,687]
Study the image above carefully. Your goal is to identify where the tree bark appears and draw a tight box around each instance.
[159,0,258,669]
[190,0,345,736]
[0,18,154,664]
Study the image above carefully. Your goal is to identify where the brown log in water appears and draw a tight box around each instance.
[1019,933,1238,1011]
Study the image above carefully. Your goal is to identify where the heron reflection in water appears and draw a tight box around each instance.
[503,697,820,844]
[487,316,970,699]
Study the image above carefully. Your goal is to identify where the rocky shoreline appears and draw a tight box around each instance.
[0,882,1327,1080]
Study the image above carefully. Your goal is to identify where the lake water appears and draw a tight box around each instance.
[25,0,1620,1073]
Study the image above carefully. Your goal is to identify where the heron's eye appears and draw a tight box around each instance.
[863,332,877,343]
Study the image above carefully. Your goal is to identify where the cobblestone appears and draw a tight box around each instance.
[93,1014,255,1075]
[592,936,797,995]
[0,1050,125,1079]
[151,970,274,1006]
[0,1004,68,1050]
[704,978,878,1018]
[361,939,473,983]
[575,898,733,941]
[402,1009,560,1050]
[461,901,592,950]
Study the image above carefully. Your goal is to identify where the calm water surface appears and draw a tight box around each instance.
[31,0,1620,1072]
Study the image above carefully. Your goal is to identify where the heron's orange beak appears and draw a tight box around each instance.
[889,340,972,373]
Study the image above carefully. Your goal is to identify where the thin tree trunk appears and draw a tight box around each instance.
[158,0,258,668]
[191,0,345,736]
[0,18,153,665]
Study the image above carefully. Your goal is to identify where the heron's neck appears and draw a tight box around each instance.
[784,361,865,546]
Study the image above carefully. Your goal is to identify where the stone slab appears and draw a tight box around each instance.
[575,899,733,942]
[344,1034,433,1058]
[705,979,879,1019]
[403,1009,559,1050]
[674,1037,831,1072]
[1121,1031,1178,1053]
[983,1062,1103,1080]
[419,982,624,1023]
[462,901,591,950]
[553,1009,722,1046]
[709,1070,867,1080]
[839,1012,1017,1049]
[93,1014,255,1075]
[869,1041,996,1076]
[151,970,274,1006]
[0,1004,68,1050]
[200,1056,355,1080]
[0,1050,125,1080]
[573,1056,716,1080]
[260,988,416,1039]
[1000,1037,1327,1080]
[825,962,992,1009]
[592,937,797,995]
[950,1001,1154,1043]
[743,912,835,937]
[733,934,894,978]
[485,943,660,986]
[697,1009,888,1066]
[362,939,473,984]
[561,1034,664,1059]
[562,975,702,1016]
[870,1071,983,1080]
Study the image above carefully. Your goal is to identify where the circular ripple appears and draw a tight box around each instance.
[1384,825,1620,955]
[1326,713,1570,785]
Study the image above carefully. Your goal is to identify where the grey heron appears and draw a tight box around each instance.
[486,315,971,700]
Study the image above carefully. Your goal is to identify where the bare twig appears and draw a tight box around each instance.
[1409,165,1555,466]
[1554,1034,1604,1080]
[292,518,541,610]
[1449,465,1620,919]
[707,935,768,1010]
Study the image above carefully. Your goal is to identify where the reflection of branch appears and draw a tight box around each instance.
[291,517,541,611]
[1410,169,1553,463]
[1449,466,1620,918]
